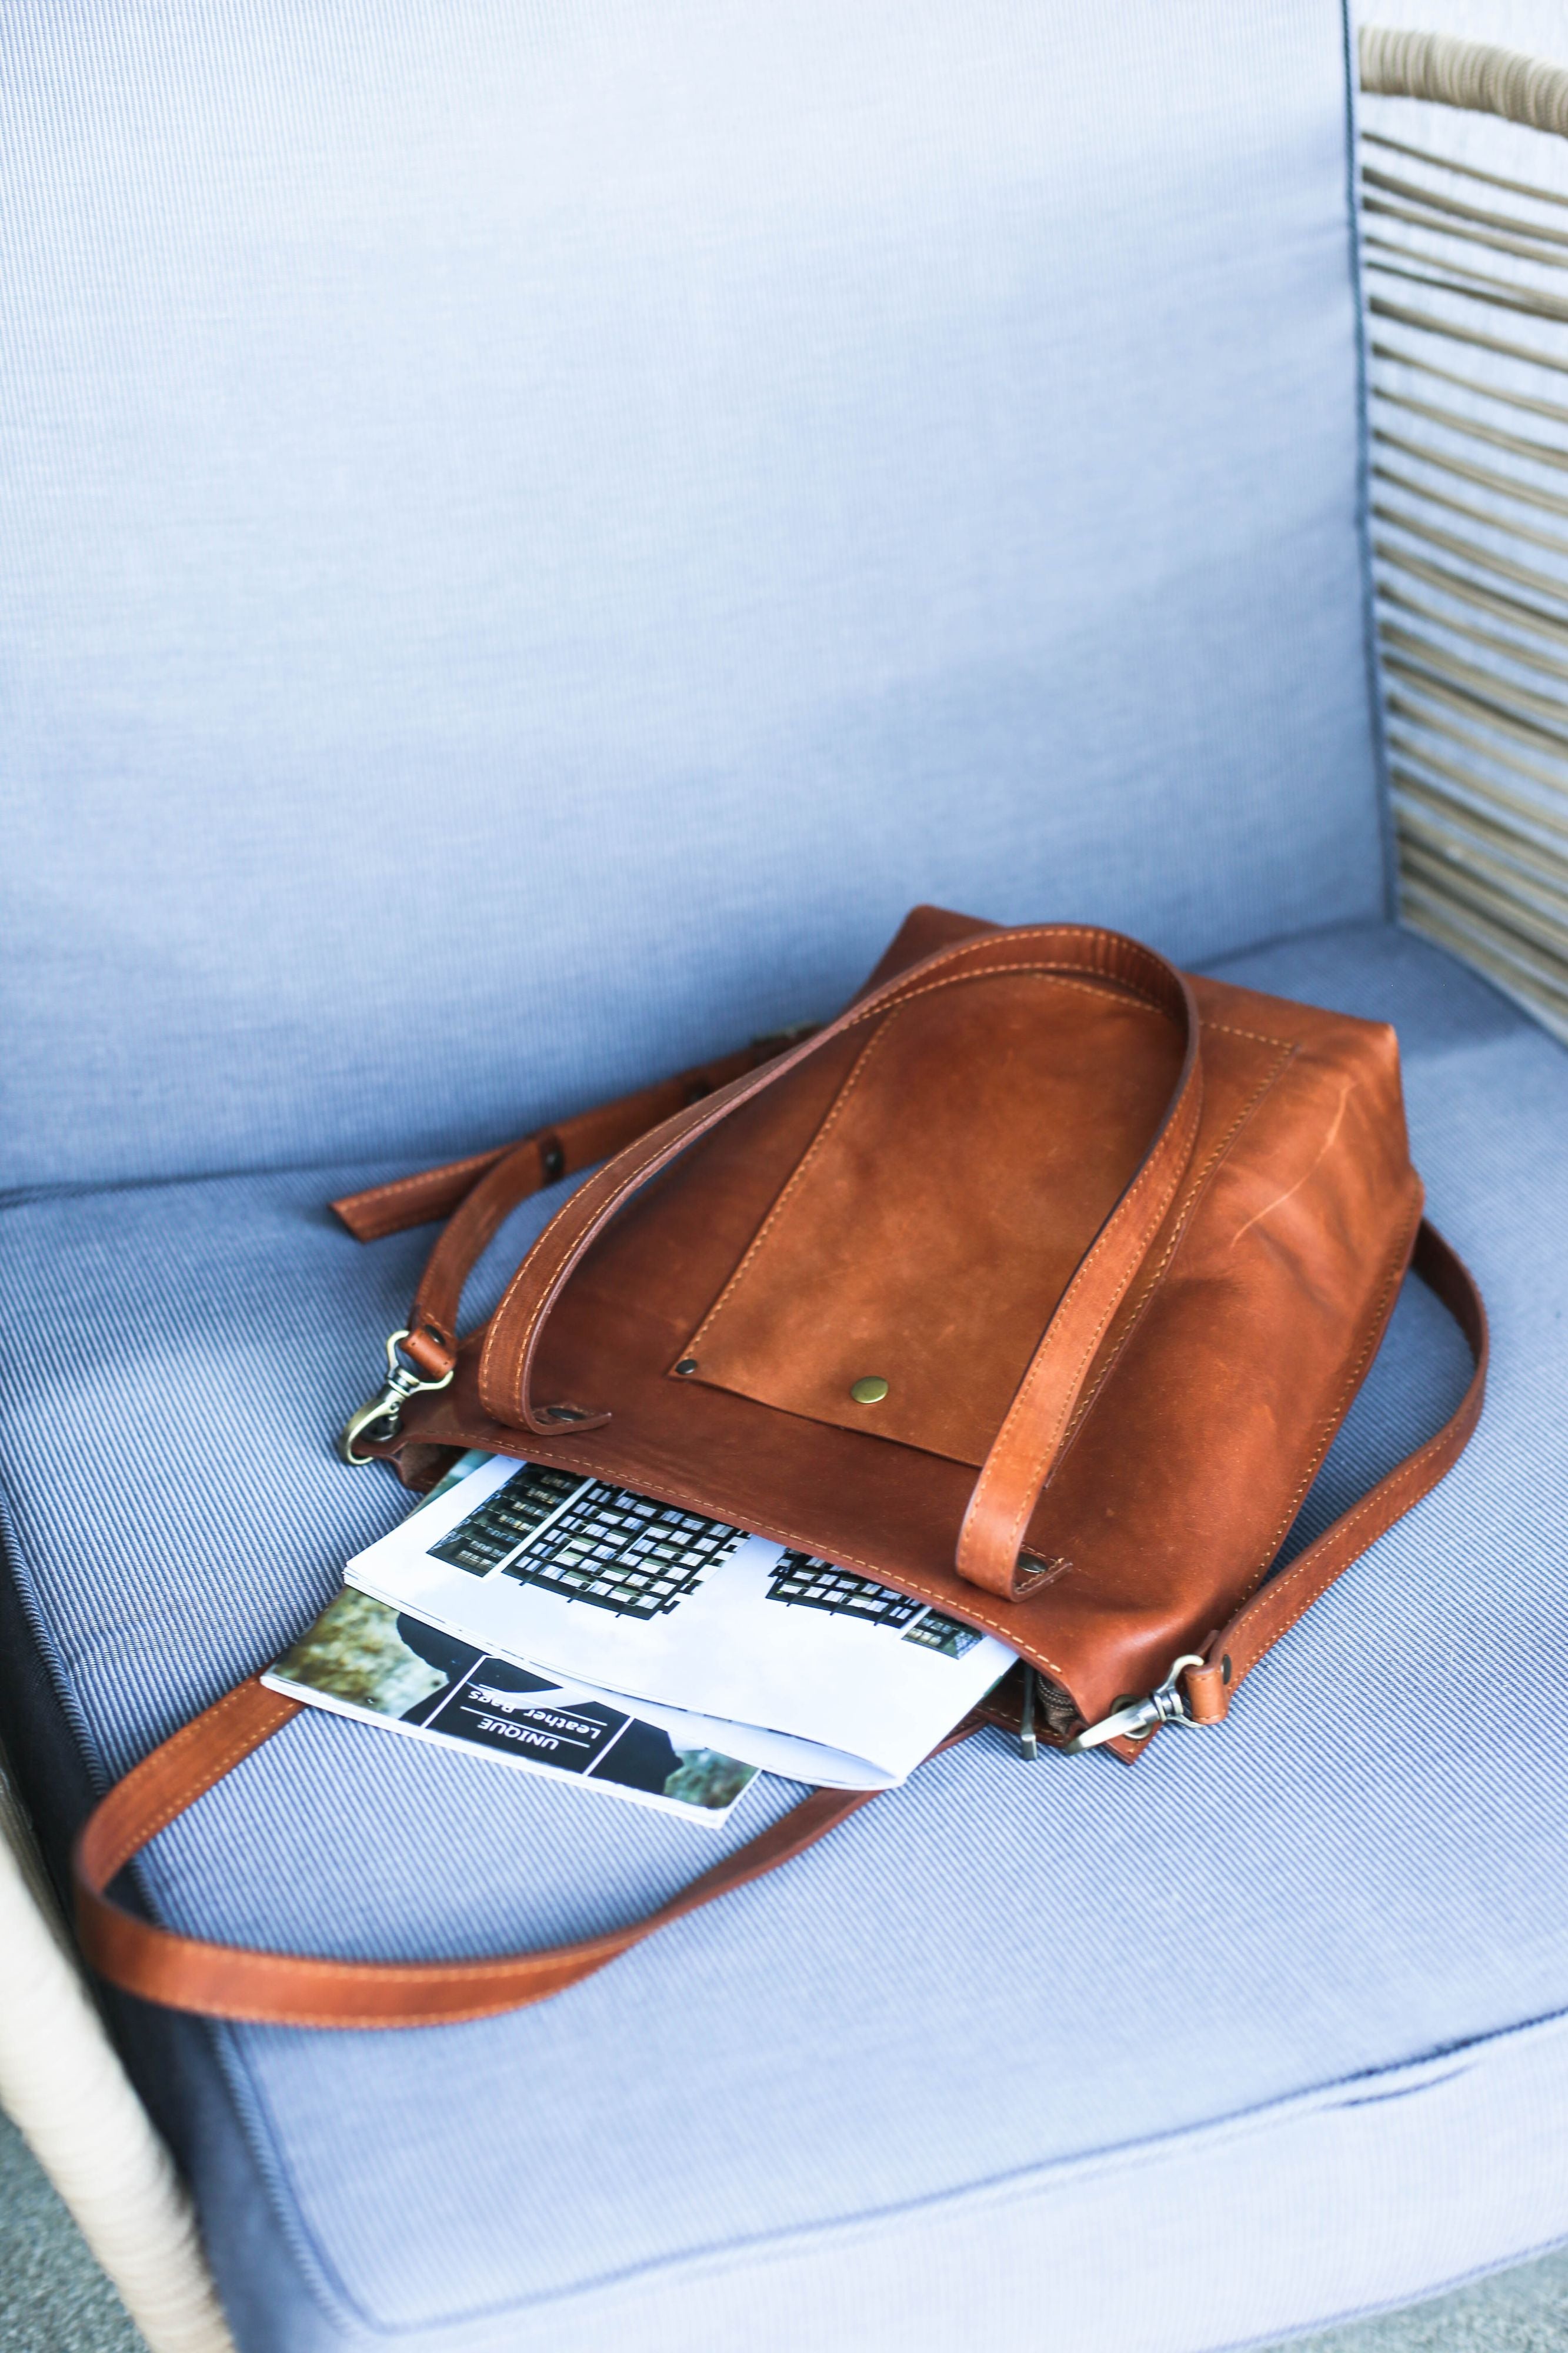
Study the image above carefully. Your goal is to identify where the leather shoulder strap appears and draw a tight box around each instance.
[72,1685,957,2029]
[1180,1218,1487,1724]
[72,1222,1483,2029]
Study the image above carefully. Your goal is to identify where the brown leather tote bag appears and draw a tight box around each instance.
[75,908,1486,2027]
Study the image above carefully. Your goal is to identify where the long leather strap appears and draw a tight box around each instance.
[360,927,1203,1601]
[73,1689,958,2029]
[73,1228,1484,2029]
[1182,1217,1487,1722]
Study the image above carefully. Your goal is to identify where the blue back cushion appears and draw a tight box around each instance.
[1,1,1382,1189]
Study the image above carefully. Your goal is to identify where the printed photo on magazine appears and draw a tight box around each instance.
[264,1587,760,1827]
[343,1451,1015,1784]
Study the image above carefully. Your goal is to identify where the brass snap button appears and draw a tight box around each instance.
[849,1375,889,1405]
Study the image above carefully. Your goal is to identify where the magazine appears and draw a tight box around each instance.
[343,1451,1014,1787]
[264,1587,762,1827]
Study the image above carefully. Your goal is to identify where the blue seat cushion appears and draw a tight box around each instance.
[0,0,1383,1194]
[1,918,1566,2353]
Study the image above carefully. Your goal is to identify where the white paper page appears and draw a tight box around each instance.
[345,1456,1013,1784]
[388,1455,890,1785]
[500,1670,891,1789]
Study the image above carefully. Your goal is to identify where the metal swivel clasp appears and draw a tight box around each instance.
[1061,1654,1207,1754]
[337,1329,455,1465]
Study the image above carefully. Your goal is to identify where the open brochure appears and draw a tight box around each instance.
[264,1588,762,1827]
[343,1451,1014,1788]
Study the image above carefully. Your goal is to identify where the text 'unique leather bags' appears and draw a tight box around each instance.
[75,911,1486,2025]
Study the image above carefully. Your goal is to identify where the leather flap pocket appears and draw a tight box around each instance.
[675,970,1180,1467]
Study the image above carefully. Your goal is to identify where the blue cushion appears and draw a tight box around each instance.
[0,0,1384,1192]
[2,920,1565,2353]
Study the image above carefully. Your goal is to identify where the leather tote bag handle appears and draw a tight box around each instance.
[396,926,1202,1603]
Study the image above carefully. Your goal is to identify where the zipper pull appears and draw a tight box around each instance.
[1018,1665,1039,1761]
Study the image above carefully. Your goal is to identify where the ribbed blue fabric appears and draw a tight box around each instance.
[0,0,1383,1192]
[1,921,1565,2352]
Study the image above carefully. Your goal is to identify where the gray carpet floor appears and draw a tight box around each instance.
[0,2112,142,2353]
[2,2101,1566,2352]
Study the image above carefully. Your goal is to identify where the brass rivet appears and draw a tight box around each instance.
[849,1375,889,1405]
[675,1358,698,1377]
